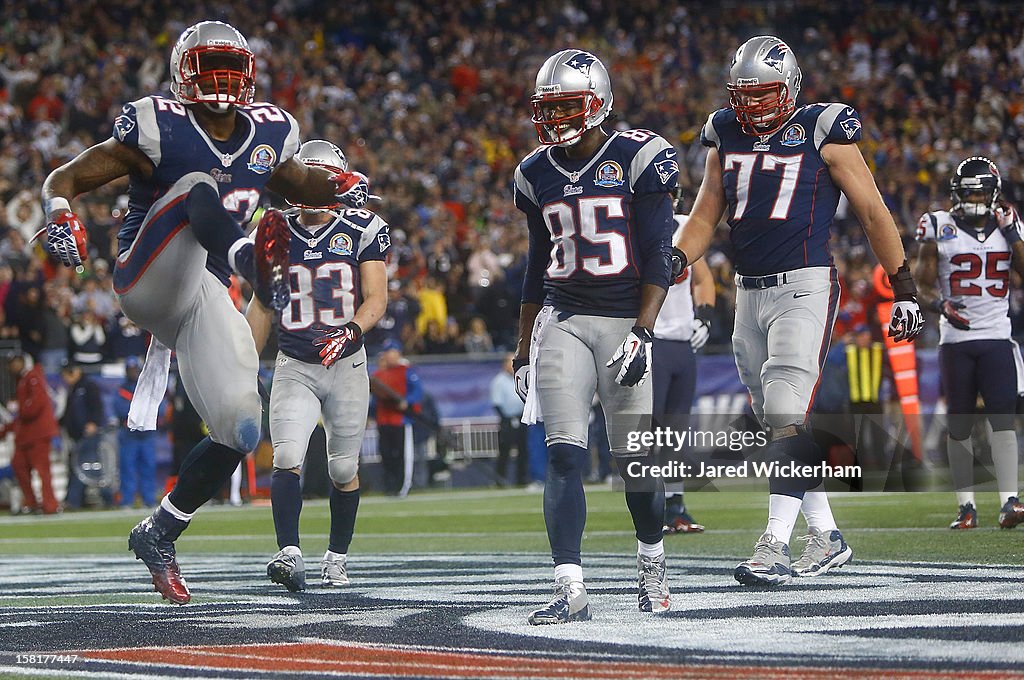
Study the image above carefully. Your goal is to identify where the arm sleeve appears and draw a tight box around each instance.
[813,103,863,149]
[356,215,391,261]
[113,97,161,165]
[915,212,937,242]
[632,192,674,289]
[521,206,550,304]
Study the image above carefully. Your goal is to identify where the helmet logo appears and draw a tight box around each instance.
[564,52,597,78]
[762,43,790,73]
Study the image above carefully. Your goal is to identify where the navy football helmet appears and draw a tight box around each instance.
[950,156,1001,221]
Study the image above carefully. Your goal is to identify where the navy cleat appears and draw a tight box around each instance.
[999,497,1024,529]
[734,533,792,587]
[528,577,591,625]
[664,510,705,535]
[267,548,306,592]
[792,529,853,577]
[950,502,978,530]
[637,554,671,612]
[128,509,191,605]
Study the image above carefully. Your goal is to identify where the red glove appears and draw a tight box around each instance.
[312,322,363,368]
[39,211,88,268]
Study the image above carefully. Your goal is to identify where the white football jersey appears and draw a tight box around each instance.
[654,215,696,341]
[916,209,1012,344]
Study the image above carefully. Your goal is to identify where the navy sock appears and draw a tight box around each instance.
[168,437,246,514]
[271,469,303,550]
[186,182,247,263]
[328,486,360,554]
[664,494,682,522]
[544,443,588,566]
[625,482,666,545]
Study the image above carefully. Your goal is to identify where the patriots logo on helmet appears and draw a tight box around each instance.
[654,158,679,185]
[762,42,789,73]
[113,114,135,142]
[840,117,862,140]
[564,52,596,77]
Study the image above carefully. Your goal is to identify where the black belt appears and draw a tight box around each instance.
[737,272,789,290]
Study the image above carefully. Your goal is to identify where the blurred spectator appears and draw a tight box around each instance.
[68,310,105,365]
[463,316,494,354]
[61,361,112,509]
[371,339,422,496]
[490,354,526,486]
[415,276,448,337]
[5,189,43,242]
[114,356,157,508]
[0,351,59,514]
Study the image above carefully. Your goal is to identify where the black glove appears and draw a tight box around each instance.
[929,298,969,331]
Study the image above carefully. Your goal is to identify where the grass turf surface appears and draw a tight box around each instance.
[1,487,1021,565]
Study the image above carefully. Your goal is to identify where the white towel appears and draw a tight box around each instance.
[127,338,172,431]
[521,306,555,425]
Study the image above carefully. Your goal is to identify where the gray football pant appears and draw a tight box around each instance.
[535,311,652,455]
[269,349,369,486]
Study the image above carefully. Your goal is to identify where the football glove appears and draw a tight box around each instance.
[606,326,653,387]
[313,322,363,368]
[886,261,923,342]
[690,304,713,351]
[40,211,88,268]
[512,357,530,403]
[995,202,1023,245]
[670,247,688,285]
[331,171,380,209]
[933,298,969,330]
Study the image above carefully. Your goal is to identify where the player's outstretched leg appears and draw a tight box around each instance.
[128,499,192,605]
[267,468,306,591]
[529,443,591,624]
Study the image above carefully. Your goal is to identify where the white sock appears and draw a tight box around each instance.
[638,539,665,558]
[160,496,194,522]
[988,429,1019,506]
[280,545,301,556]
[765,494,803,544]
[947,435,975,507]
[801,484,838,533]
[323,549,346,562]
[229,464,242,505]
[554,563,584,583]
[664,484,685,496]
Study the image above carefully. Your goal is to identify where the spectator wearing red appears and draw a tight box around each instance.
[371,339,422,496]
[1,351,59,514]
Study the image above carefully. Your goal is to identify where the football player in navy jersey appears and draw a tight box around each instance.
[673,36,923,586]
[247,140,389,592]
[39,21,372,605]
[915,157,1024,531]
[513,49,678,623]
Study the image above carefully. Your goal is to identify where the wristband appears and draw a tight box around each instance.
[694,304,714,324]
[887,261,917,302]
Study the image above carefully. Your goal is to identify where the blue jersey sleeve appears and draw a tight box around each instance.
[632,192,673,289]
[813,103,863,148]
[513,168,550,305]
[699,110,724,149]
[354,212,392,262]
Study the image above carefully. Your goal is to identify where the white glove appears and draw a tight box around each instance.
[605,326,653,387]
[888,300,923,342]
[690,304,713,351]
[512,357,529,403]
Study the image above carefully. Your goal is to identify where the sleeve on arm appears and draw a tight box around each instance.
[699,111,721,149]
[814,103,863,149]
[521,204,550,304]
[113,97,161,165]
[357,215,392,261]
[632,192,674,289]
[914,212,938,242]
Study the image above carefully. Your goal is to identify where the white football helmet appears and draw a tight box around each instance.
[290,139,349,211]
[727,35,802,136]
[531,49,613,147]
[170,20,255,112]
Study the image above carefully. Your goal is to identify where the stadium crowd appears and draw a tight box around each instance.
[0,0,1021,363]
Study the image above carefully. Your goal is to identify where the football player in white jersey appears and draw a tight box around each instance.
[654,188,715,534]
[915,156,1024,530]
[247,140,390,591]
